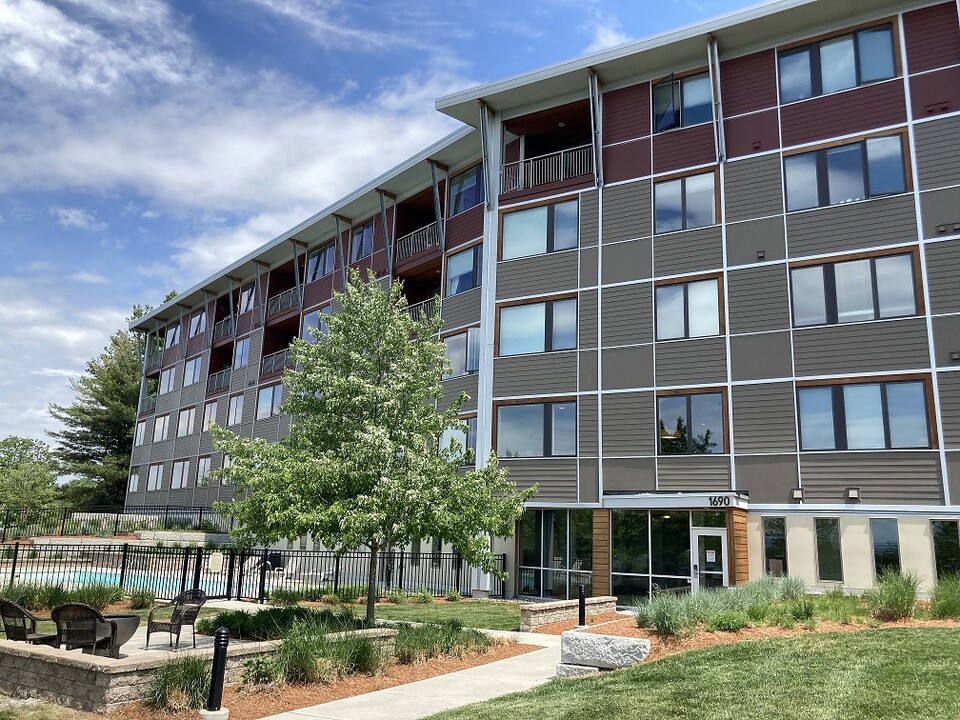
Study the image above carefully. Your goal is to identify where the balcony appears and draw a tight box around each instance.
[396,221,441,262]
[407,297,438,323]
[145,351,162,372]
[500,144,593,194]
[261,348,295,375]
[140,394,157,413]
[267,287,299,317]
[206,368,231,393]
[212,317,235,341]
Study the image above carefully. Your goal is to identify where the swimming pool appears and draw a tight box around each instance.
[11,568,231,599]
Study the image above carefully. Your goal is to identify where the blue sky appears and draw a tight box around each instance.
[0,0,758,443]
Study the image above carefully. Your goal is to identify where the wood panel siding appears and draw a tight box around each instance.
[914,115,960,190]
[601,283,652,347]
[652,123,716,174]
[440,374,479,412]
[601,238,652,285]
[932,315,960,368]
[580,246,598,287]
[732,383,797,453]
[592,510,611,596]
[910,66,960,119]
[172,436,195,460]
[947,451,960,507]
[496,251,579,300]
[734,455,799,504]
[579,394,599,456]
[441,287,481,330]
[579,459,599,503]
[186,334,204,358]
[602,344,654,390]
[727,216,786,266]
[657,455,731,491]
[504,139,520,165]
[724,155,784,222]
[602,83,650,145]
[785,195,917,258]
[920,187,960,239]
[937,371,960,449]
[579,350,598,392]
[731,331,793,381]
[235,312,253,337]
[903,2,960,74]
[799,452,943,504]
[724,109,781,159]
[655,337,727,386]
[502,459,578,502]
[601,391,656,456]
[728,508,749,586]
[579,290,599,349]
[792,318,930,376]
[493,352,578,397]
[926,239,960,314]
[446,204,484,249]
[780,82,906,148]
[727,264,790,334]
[303,275,334,310]
[253,417,280,443]
[579,189,599,247]
[654,226,723,277]
[602,180,652,243]
[720,50,778,116]
[602,457,656,493]
[603,139,651,184]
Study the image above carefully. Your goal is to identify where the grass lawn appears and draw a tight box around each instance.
[427,628,960,720]
[0,700,97,720]
[376,600,522,630]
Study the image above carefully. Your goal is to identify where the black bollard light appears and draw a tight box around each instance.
[578,583,586,626]
[207,627,230,712]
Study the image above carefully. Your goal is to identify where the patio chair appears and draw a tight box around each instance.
[0,599,58,647]
[50,603,120,658]
[146,589,207,649]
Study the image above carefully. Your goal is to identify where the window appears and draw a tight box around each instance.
[152,414,170,443]
[501,200,578,261]
[233,337,250,369]
[449,164,484,215]
[440,417,478,463]
[351,221,374,262]
[302,306,331,343]
[197,456,211,484]
[306,243,336,282]
[654,172,715,233]
[239,283,256,313]
[658,392,725,454]
[519,509,593,599]
[128,472,139,493]
[134,421,146,447]
[779,24,896,103]
[147,463,162,491]
[446,245,482,296]
[158,367,175,394]
[163,322,181,349]
[499,298,576,356]
[256,384,283,420]
[792,253,917,327]
[176,407,195,437]
[220,455,233,485]
[228,394,244,426]
[171,460,189,490]
[443,328,479,378]
[784,135,906,212]
[932,521,960,578]
[655,278,720,340]
[870,518,901,575]
[797,380,929,451]
[762,517,788,576]
[183,356,202,386]
[653,72,712,132]
[411,539,421,566]
[815,518,843,582]
[189,309,206,337]
[497,401,576,458]
[202,401,218,431]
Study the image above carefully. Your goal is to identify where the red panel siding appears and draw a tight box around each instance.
[780,81,906,147]
[903,2,960,74]
[162,345,179,367]
[652,123,716,174]
[910,66,960,118]
[720,50,778,117]
[303,275,334,310]
[724,109,781,158]
[499,176,594,204]
[186,334,204,358]
[602,82,650,145]
[236,312,253,336]
[371,248,387,275]
[603,138,651,184]
[504,139,520,165]
[446,204,484,249]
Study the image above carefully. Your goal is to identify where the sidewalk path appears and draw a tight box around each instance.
[259,631,561,720]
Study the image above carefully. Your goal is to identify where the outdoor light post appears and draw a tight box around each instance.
[577,584,586,627]
[199,627,230,720]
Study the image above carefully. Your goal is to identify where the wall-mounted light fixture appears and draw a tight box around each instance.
[791,487,804,502]
[846,487,861,501]
[951,351,960,363]
[756,250,766,260]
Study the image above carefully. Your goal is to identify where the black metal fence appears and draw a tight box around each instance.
[0,506,234,542]
[0,544,507,602]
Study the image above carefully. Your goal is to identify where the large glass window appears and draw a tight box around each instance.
[147,463,162,491]
[611,510,697,600]
[238,283,256,313]
[197,456,211,484]
[499,298,576,356]
[518,509,593,599]
[870,518,901,575]
[653,72,712,132]
[798,380,929,451]
[501,200,578,261]
[233,337,250,369]
[302,306,331,343]
[785,135,906,211]
[815,518,843,582]
[497,401,576,458]
[171,460,189,490]
[932,520,960,578]
[183,356,202,387]
[439,416,477,463]
[351,221,374,262]
[158,368,175,394]
[658,392,725,454]
[152,414,169,443]
[128,471,139,493]
[655,278,720,340]
[176,407,195,438]
[445,245,482,297]
[227,394,244,426]
[654,172,715,233]
[449,164,484,215]
[163,322,181,349]
[134,421,146,447]
[779,24,896,103]
[306,243,336,282]
[256,384,283,420]
[443,328,479,378]
[763,517,788,576]
[202,401,217,431]
[189,309,206,337]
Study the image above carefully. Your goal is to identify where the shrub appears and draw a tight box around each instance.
[385,591,406,605]
[147,656,210,711]
[865,570,918,622]
[127,588,156,610]
[778,575,807,600]
[197,606,365,641]
[394,620,490,664]
[633,600,651,628]
[274,625,336,684]
[706,611,749,632]
[445,590,462,602]
[330,635,387,675]
[321,593,341,606]
[647,591,689,637]
[270,589,303,607]
[37,584,71,611]
[334,585,366,603]
[790,597,815,622]
[241,654,280,686]
[0,584,43,611]
[71,584,124,611]
[413,589,434,604]
[930,574,960,619]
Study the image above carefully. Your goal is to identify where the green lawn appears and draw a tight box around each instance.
[426,628,960,720]
[375,600,522,630]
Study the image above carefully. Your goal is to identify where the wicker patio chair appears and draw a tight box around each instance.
[146,589,207,649]
[50,603,119,657]
[0,599,57,647]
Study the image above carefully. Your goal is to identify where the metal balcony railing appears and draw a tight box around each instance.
[395,221,441,261]
[212,317,235,341]
[206,368,231,393]
[500,144,593,194]
[407,297,438,323]
[140,394,157,413]
[145,351,162,372]
[267,287,298,316]
[261,348,295,375]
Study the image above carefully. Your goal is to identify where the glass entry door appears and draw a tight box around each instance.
[691,529,728,591]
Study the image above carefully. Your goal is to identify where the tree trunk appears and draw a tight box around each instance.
[365,542,379,625]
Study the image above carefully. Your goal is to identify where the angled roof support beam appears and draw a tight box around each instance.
[429,161,447,254]
[587,68,603,187]
[479,100,493,209]
[707,33,727,163]
[378,190,396,280]
[334,215,352,291]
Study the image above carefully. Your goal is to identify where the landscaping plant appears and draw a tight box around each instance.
[147,656,210,712]
[269,588,303,607]
[445,590,462,602]
[414,589,434,604]
[930,574,960,619]
[864,570,918,621]
[126,588,156,610]
[706,611,749,633]
[394,620,491,663]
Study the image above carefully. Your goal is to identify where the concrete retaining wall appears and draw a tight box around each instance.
[519,596,617,632]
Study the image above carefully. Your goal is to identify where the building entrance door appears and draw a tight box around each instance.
[691,528,728,591]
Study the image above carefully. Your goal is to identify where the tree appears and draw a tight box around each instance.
[0,436,59,509]
[212,271,534,623]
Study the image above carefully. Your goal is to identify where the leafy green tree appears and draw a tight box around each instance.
[212,271,534,622]
[0,436,59,509]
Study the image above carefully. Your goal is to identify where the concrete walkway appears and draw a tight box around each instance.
[259,630,561,720]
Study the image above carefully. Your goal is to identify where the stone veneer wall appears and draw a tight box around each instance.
[519,596,617,632]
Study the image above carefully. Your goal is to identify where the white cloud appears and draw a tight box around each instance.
[580,2,632,53]
[66,271,109,284]
[50,207,107,231]
[141,210,161,219]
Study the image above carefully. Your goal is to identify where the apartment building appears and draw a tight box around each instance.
[128,0,960,600]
